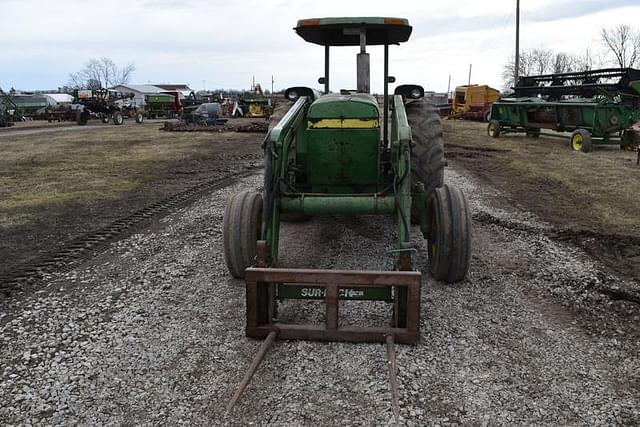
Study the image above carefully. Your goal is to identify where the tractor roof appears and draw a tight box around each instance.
[294,17,412,46]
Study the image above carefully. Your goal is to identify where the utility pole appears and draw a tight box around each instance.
[468,64,472,85]
[447,74,451,96]
[515,0,520,86]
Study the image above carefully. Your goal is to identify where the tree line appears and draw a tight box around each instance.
[502,24,640,90]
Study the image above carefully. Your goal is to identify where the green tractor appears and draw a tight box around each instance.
[223,17,471,345]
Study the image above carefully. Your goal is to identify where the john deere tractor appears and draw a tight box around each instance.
[223,17,471,344]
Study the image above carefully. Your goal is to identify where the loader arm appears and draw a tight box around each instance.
[261,96,309,264]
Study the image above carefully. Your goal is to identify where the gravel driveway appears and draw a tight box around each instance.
[1,165,638,425]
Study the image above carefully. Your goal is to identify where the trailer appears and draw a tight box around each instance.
[450,84,500,121]
[488,68,640,153]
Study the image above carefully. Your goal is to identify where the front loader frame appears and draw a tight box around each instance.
[261,94,415,265]
[252,94,419,343]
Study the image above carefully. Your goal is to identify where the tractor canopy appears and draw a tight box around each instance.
[295,17,412,46]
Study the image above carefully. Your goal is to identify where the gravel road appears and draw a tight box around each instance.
[1,164,638,425]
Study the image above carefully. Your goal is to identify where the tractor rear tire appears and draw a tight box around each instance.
[406,101,446,225]
[487,120,501,138]
[223,190,263,279]
[113,111,124,125]
[427,184,471,283]
[406,101,446,198]
[570,129,591,153]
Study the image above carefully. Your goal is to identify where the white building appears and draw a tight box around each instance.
[111,84,193,107]
[111,84,165,107]
[43,93,74,107]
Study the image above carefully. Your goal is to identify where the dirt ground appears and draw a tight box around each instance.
[1,113,639,425]
[1,170,637,425]
[443,119,640,283]
[0,119,264,279]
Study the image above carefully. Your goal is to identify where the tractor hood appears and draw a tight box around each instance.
[308,93,379,128]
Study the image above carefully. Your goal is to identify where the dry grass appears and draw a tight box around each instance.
[0,119,263,277]
[443,120,640,237]
[0,122,249,227]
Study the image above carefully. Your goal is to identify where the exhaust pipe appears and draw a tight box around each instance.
[357,29,370,93]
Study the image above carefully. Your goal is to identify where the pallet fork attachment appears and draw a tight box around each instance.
[227,242,421,417]
[245,267,421,343]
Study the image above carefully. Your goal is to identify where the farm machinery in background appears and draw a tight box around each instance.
[144,93,178,119]
[73,89,144,125]
[488,68,640,153]
[0,89,75,123]
[0,87,17,127]
[10,94,50,119]
[222,17,471,418]
[448,84,500,121]
[228,83,273,119]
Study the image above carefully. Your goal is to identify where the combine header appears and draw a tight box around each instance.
[222,17,471,418]
[488,68,640,153]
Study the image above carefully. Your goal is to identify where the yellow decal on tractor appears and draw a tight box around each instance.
[308,118,379,129]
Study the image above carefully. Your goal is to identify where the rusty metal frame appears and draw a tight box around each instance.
[245,267,422,344]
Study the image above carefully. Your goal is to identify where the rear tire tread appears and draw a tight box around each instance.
[406,101,446,198]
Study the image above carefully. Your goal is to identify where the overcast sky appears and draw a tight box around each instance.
[1,0,638,93]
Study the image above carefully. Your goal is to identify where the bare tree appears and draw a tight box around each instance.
[600,24,640,68]
[576,48,593,71]
[502,48,557,90]
[551,52,577,74]
[68,57,136,89]
[502,51,531,90]
[530,47,554,75]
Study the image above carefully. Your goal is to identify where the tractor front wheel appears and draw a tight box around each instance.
[570,129,591,153]
[427,184,471,283]
[487,120,501,138]
[223,191,263,279]
[113,111,124,125]
[135,112,144,124]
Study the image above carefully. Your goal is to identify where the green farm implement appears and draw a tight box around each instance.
[0,87,17,127]
[145,93,176,119]
[223,17,471,415]
[12,94,49,118]
[488,68,640,153]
